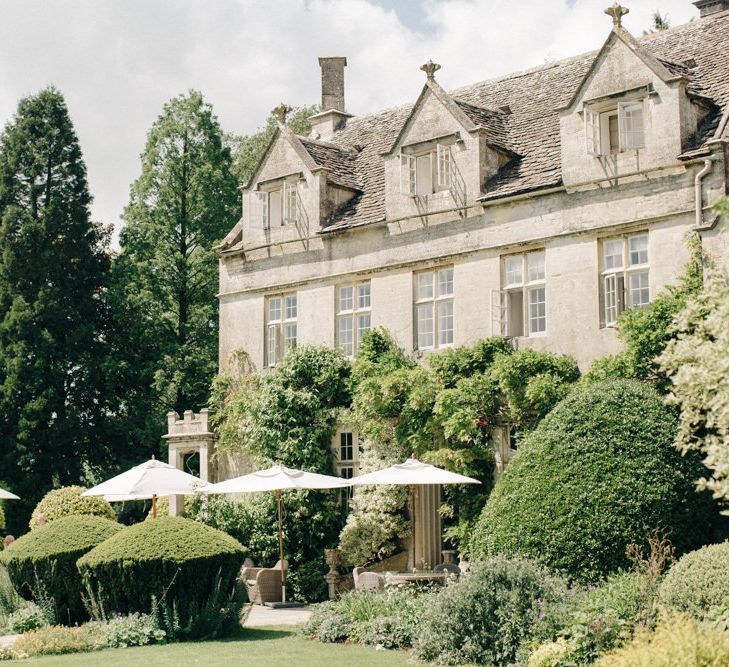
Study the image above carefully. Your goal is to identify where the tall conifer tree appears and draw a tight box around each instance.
[0,88,110,529]
[109,91,239,453]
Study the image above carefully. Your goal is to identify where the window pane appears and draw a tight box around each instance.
[629,235,648,266]
[283,323,297,350]
[504,256,523,287]
[629,271,649,308]
[268,298,281,322]
[416,303,434,348]
[604,274,618,326]
[527,252,545,282]
[340,432,353,462]
[285,295,297,319]
[438,301,454,346]
[417,272,434,301]
[338,286,354,312]
[438,268,454,297]
[609,113,619,153]
[338,316,353,356]
[357,283,371,309]
[267,325,278,366]
[357,313,371,349]
[528,286,546,334]
[603,240,624,270]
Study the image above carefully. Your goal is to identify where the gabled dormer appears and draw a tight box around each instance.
[219,59,362,252]
[559,2,714,188]
[383,61,515,223]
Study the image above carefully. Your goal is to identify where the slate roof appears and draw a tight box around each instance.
[304,10,729,232]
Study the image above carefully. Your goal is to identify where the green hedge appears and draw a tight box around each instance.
[469,379,716,580]
[30,486,116,530]
[77,516,246,638]
[658,541,729,618]
[2,515,122,623]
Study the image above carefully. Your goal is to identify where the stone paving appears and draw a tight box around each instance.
[243,604,312,627]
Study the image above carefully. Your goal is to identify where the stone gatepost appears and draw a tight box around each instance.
[163,409,217,516]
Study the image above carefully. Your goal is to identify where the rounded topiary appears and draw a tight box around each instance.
[658,541,729,617]
[30,486,115,530]
[77,516,246,631]
[2,514,122,623]
[469,379,716,581]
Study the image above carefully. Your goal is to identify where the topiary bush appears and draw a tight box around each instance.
[29,486,116,530]
[658,541,729,618]
[77,516,246,639]
[469,380,717,580]
[2,515,122,624]
[413,556,570,666]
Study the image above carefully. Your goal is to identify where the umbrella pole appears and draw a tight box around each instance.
[152,494,157,519]
[410,484,417,572]
[276,489,286,603]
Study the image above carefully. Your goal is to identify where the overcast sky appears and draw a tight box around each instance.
[0,0,699,241]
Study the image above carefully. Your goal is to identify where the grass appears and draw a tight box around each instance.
[15,626,410,666]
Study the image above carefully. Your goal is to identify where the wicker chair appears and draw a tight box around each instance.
[241,559,288,604]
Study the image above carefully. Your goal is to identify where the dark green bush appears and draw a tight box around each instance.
[658,541,729,618]
[2,515,122,623]
[469,380,716,580]
[413,556,570,665]
[29,486,116,530]
[77,516,245,639]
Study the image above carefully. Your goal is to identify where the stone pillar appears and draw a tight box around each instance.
[163,409,217,516]
[411,484,442,571]
[324,548,342,600]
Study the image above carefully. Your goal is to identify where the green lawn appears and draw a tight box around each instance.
[16,626,410,666]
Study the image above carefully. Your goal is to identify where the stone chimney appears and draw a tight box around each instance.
[693,0,729,16]
[310,57,352,141]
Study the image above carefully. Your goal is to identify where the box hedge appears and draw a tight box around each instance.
[469,379,717,580]
[77,516,246,635]
[658,540,729,618]
[2,515,122,623]
[29,486,116,530]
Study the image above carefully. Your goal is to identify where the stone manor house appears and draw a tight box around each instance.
[167,2,729,492]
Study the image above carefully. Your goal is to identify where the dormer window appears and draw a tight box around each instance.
[250,180,300,229]
[585,101,645,156]
[400,143,453,196]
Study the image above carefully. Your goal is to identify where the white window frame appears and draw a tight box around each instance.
[585,99,646,156]
[265,292,297,367]
[336,281,372,357]
[250,190,269,229]
[283,181,298,225]
[332,429,359,509]
[400,143,453,196]
[600,233,650,328]
[496,250,547,338]
[414,267,454,351]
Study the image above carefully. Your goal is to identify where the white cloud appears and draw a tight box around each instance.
[0,0,699,241]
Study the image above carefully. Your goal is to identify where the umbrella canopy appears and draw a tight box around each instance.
[0,486,20,500]
[206,465,349,604]
[351,458,481,486]
[81,459,210,502]
[205,464,350,494]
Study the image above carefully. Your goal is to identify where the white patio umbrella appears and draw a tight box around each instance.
[206,465,350,603]
[81,459,210,518]
[0,486,20,500]
[351,458,480,570]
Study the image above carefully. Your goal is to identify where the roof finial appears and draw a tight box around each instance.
[604,2,629,27]
[420,59,441,81]
[272,103,292,125]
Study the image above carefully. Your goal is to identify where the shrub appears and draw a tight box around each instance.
[595,613,729,666]
[302,584,436,650]
[29,486,115,530]
[0,564,21,628]
[7,602,52,633]
[658,541,729,618]
[2,515,122,624]
[470,380,717,580]
[77,516,245,639]
[413,556,570,666]
[527,638,573,667]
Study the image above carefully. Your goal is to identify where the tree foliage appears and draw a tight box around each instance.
[0,87,111,532]
[660,258,729,512]
[109,91,239,461]
[469,379,718,581]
